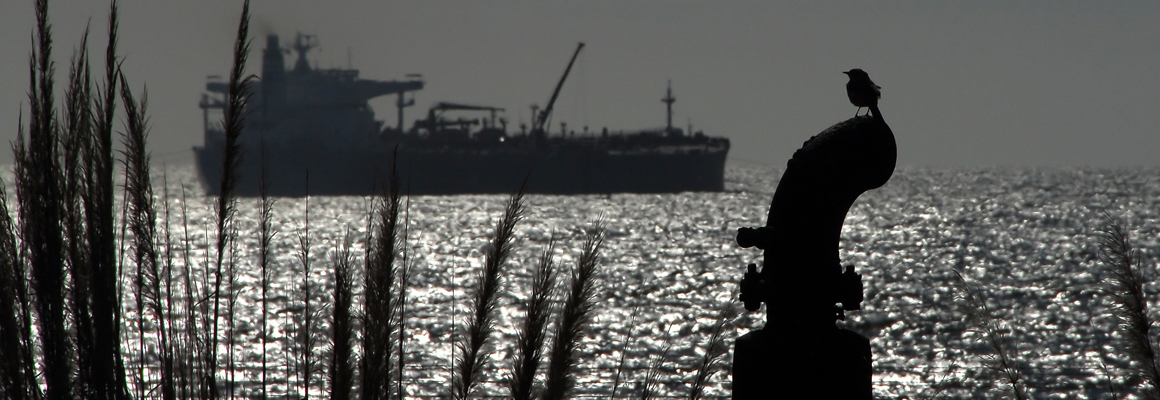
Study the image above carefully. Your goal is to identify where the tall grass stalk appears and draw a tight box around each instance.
[509,237,559,400]
[86,3,130,398]
[16,0,75,397]
[952,270,1028,400]
[208,1,251,398]
[686,294,736,400]
[1098,221,1160,399]
[543,224,605,400]
[297,175,317,399]
[258,138,276,400]
[133,219,145,400]
[1099,358,1120,400]
[63,26,97,399]
[608,303,640,400]
[285,308,297,400]
[120,76,177,400]
[329,233,356,400]
[179,185,203,400]
[454,190,525,400]
[162,175,179,400]
[11,165,38,400]
[398,195,413,400]
[118,76,145,399]
[916,363,959,400]
[0,176,33,400]
[362,165,402,400]
[639,323,674,400]
[161,170,188,400]
[197,217,216,400]
[116,166,132,397]
[226,238,240,398]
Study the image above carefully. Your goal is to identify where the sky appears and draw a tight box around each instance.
[1,1,1158,167]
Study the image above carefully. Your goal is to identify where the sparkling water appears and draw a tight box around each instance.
[112,165,1160,398]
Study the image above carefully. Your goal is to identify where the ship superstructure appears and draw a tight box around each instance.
[194,35,729,196]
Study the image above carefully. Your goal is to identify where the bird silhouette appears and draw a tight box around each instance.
[843,69,880,117]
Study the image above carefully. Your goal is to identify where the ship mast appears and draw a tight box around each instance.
[662,80,676,133]
[397,93,411,131]
[291,33,318,72]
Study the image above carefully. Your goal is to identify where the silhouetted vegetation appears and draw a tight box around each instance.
[510,238,558,400]
[3,2,742,400]
[936,216,1160,399]
[257,139,274,400]
[544,225,605,400]
[687,296,737,400]
[329,233,356,400]
[454,189,525,400]
[15,4,1160,396]
[1099,220,1160,399]
[22,2,1160,399]
[952,270,1029,400]
[361,163,402,400]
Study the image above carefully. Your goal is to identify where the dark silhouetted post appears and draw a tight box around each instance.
[732,72,895,399]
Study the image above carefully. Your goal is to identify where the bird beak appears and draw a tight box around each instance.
[842,71,850,75]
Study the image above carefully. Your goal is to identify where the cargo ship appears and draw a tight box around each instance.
[194,34,730,196]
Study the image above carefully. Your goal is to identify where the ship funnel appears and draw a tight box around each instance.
[261,34,288,114]
[263,35,286,79]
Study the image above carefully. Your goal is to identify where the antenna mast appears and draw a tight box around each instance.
[662,80,676,133]
[291,33,318,72]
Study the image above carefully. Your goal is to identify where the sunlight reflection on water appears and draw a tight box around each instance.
[33,164,1160,399]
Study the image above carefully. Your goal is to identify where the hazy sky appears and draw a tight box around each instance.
[1,1,1158,167]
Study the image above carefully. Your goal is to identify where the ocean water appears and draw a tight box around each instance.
[122,165,1160,399]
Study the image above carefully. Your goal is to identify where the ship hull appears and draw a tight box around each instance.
[193,141,728,196]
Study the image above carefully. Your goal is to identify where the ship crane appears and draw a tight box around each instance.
[533,42,585,136]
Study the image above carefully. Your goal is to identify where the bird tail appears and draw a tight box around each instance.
[870,104,884,124]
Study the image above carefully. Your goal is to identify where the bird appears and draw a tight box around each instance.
[843,69,881,117]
